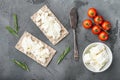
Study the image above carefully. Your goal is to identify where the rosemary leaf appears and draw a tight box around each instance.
[13,59,30,72]
[6,26,19,37]
[57,47,71,64]
[13,14,19,33]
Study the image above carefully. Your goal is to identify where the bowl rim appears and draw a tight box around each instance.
[82,42,113,73]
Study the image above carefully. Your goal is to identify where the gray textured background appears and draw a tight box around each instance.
[0,0,120,80]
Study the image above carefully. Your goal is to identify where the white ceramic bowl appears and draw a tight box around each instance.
[83,42,113,72]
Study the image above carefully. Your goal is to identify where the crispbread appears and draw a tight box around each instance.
[31,5,69,45]
[15,31,56,67]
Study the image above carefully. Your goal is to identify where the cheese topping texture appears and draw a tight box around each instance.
[21,36,50,64]
[84,44,109,71]
[35,11,61,40]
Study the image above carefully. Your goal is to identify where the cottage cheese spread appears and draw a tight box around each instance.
[21,36,50,64]
[84,44,109,71]
[35,11,61,40]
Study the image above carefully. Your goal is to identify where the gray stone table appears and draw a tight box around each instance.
[0,0,120,80]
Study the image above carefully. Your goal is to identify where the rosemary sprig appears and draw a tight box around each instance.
[6,26,19,37]
[13,59,30,72]
[57,47,71,64]
[6,14,19,37]
[13,14,19,33]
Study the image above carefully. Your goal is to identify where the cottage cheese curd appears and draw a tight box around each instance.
[21,36,50,64]
[35,12,62,40]
[84,44,109,71]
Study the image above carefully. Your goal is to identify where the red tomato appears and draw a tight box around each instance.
[82,19,93,29]
[98,31,108,41]
[94,16,104,25]
[92,25,101,35]
[102,21,111,31]
[88,8,97,18]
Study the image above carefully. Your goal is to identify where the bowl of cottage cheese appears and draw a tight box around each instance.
[83,42,113,72]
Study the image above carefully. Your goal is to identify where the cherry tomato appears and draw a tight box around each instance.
[102,21,111,31]
[94,16,104,25]
[82,19,93,29]
[98,31,108,41]
[92,25,101,35]
[88,8,97,18]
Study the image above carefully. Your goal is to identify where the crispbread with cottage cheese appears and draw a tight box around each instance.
[31,5,69,45]
[15,31,56,67]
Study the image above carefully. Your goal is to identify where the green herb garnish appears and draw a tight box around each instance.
[6,14,19,37]
[13,14,19,33]
[6,26,19,37]
[57,47,71,64]
[13,59,30,72]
